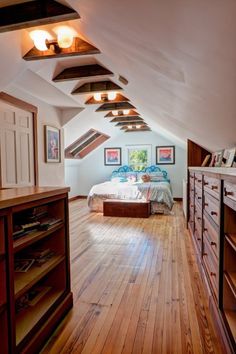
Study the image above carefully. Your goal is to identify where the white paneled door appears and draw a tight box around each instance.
[0,100,35,187]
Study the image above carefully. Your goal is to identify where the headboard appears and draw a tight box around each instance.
[111,165,169,181]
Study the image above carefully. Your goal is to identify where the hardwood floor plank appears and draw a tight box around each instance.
[41,200,223,354]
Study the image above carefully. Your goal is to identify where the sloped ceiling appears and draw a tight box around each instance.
[1,0,236,151]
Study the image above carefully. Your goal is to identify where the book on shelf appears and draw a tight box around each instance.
[15,285,52,313]
[14,259,35,272]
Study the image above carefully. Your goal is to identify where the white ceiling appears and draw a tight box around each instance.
[1,0,236,151]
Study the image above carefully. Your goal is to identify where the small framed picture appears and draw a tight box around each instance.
[156,146,175,165]
[45,125,60,163]
[104,148,121,166]
[222,148,236,167]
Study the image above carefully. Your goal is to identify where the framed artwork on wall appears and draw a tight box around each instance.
[104,147,121,166]
[45,125,60,163]
[156,145,175,165]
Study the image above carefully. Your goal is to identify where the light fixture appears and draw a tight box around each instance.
[123,109,130,115]
[94,93,102,101]
[93,92,117,102]
[107,92,117,100]
[112,110,119,116]
[127,125,133,129]
[136,124,141,129]
[30,27,74,52]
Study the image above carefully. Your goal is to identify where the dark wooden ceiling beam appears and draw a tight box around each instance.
[124,128,151,132]
[0,0,79,33]
[72,81,122,95]
[117,122,147,127]
[23,37,100,61]
[85,94,129,105]
[104,110,140,118]
[110,116,144,123]
[53,64,113,82]
[96,102,135,112]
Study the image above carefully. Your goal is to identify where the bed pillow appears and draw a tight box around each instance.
[141,174,151,182]
[149,172,166,182]
[111,176,127,183]
[126,172,137,182]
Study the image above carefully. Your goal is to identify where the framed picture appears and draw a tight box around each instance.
[222,148,236,167]
[209,150,224,167]
[156,146,175,165]
[45,125,60,163]
[104,148,121,166]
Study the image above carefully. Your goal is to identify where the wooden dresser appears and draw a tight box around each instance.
[0,187,73,354]
[188,167,236,353]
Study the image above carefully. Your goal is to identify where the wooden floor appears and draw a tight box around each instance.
[42,200,223,354]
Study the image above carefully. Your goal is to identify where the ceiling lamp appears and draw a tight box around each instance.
[94,92,117,102]
[136,124,141,129]
[127,125,133,129]
[30,27,74,52]
[123,109,130,115]
[107,92,117,100]
[94,93,102,101]
[112,110,119,116]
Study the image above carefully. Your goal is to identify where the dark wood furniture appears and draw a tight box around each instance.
[103,199,151,218]
[0,187,73,354]
[187,167,236,353]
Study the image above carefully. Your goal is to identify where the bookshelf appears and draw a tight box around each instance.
[0,187,73,354]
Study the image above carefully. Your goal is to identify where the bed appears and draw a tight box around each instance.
[87,165,174,214]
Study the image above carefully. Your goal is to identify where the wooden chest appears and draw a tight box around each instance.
[103,199,151,218]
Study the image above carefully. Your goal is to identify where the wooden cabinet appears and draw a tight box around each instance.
[0,187,73,354]
[188,168,236,353]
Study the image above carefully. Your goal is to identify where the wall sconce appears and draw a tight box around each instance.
[94,92,117,102]
[30,27,74,52]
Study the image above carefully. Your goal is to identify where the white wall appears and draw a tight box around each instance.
[4,87,65,187]
[65,131,187,198]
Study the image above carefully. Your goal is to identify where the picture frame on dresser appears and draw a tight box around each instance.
[222,148,236,167]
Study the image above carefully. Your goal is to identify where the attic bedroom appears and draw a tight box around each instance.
[0,1,236,353]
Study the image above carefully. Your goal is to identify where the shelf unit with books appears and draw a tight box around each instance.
[0,186,73,354]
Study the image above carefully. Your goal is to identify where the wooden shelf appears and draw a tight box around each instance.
[13,222,64,253]
[225,310,236,342]
[16,289,64,346]
[225,234,236,252]
[14,255,65,299]
[224,272,236,298]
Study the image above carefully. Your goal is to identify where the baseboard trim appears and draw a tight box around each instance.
[174,198,183,201]
[69,195,87,202]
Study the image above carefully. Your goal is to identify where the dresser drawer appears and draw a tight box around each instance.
[195,173,203,190]
[195,186,203,207]
[195,203,202,225]
[194,227,202,254]
[203,175,220,199]
[203,238,219,299]
[203,192,220,226]
[224,181,236,203]
[203,213,219,259]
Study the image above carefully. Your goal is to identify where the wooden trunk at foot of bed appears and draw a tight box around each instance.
[103,199,151,218]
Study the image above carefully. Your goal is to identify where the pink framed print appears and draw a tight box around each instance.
[104,147,122,166]
[156,146,175,165]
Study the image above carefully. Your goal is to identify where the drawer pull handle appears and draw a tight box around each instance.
[197,238,201,241]
[203,253,207,256]
[198,197,201,200]
[211,211,217,216]
[197,217,201,220]
[225,190,234,197]
[211,241,216,246]
[210,272,216,277]
[204,228,208,232]
[198,179,201,183]
[204,203,209,207]
[204,182,209,186]
[211,185,218,190]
